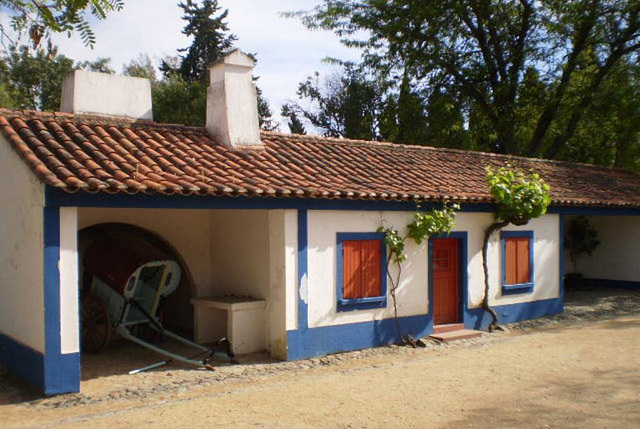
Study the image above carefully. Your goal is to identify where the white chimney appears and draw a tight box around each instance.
[60,70,153,120]
[206,49,262,149]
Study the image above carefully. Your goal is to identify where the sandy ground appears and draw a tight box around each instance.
[1,286,639,428]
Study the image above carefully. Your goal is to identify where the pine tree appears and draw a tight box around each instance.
[173,0,236,82]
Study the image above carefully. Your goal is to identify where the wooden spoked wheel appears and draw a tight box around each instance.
[81,292,112,354]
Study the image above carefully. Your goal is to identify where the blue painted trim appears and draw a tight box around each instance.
[559,215,565,305]
[336,232,387,312]
[464,297,563,330]
[547,206,640,216]
[46,186,640,216]
[43,207,81,395]
[584,278,640,290]
[297,210,308,330]
[0,332,44,390]
[286,314,431,360]
[45,186,496,213]
[428,232,468,328]
[500,230,534,295]
[286,297,563,359]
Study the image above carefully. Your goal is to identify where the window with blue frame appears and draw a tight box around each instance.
[501,231,534,294]
[336,232,387,311]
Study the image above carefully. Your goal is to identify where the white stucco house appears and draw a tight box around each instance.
[0,51,638,395]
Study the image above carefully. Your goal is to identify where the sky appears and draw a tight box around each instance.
[36,0,362,128]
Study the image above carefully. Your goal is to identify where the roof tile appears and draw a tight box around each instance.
[0,108,638,208]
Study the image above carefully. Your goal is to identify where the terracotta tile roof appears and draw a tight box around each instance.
[1,108,639,208]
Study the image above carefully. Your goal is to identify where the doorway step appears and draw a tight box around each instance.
[430,324,483,343]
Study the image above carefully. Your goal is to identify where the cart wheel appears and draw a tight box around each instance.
[81,292,112,354]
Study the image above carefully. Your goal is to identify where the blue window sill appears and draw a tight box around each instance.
[337,296,387,312]
[502,283,534,295]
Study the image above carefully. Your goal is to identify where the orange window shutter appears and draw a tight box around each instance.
[361,240,381,297]
[505,238,518,285]
[342,240,360,299]
[516,238,530,284]
[342,239,382,299]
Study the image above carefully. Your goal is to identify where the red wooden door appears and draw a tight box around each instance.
[433,238,460,325]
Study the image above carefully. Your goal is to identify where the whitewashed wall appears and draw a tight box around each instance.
[566,215,640,282]
[209,210,270,298]
[209,209,296,354]
[0,137,45,352]
[59,208,79,354]
[307,210,560,328]
[475,213,560,307]
[307,211,428,328]
[266,210,297,358]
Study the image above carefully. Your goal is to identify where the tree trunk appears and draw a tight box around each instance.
[482,219,511,332]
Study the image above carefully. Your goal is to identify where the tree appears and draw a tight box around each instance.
[167,0,236,83]
[284,66,387,140]
[156,1,275,129]
[0,46,121,111]
[281,104,306,135]
[482,166,551,331]
[122,54,157,82]
[152,74,207,126]
[294,1,640,159]
[1,0,124,50]
[0,45,74,110]
[77,57,114,73]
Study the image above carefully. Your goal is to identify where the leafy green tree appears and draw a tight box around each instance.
[77,57,114,74]
[122,54,157,82]
[293,1,640,159]
[284,66,387,140]
[1,0,124,49]
[0,45,74,110]
[152,74,207,126]
[482,166,551,331]
[156,1,275,129]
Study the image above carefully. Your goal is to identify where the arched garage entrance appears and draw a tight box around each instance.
[77,223,197,375]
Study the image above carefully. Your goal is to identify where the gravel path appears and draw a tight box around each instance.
[1,285,638,415]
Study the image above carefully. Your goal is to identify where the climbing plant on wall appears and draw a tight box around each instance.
[377,202,459,345]
[482,166,551,332]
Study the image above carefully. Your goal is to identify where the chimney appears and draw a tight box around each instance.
[60,70,153,120]
[206,49,262,149]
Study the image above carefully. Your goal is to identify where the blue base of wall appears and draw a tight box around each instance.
[286,297,563,360]
[583,278,640,290]
[0,331,81,395]
[43,352,81,396]
[0,332,44,391]
[287,314,432,361]
[464,297,563,330]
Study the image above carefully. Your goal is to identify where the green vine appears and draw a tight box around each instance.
[482,165,551,331]
[377,202,459,346]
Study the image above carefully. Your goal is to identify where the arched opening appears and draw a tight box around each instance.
[78,223,196,350]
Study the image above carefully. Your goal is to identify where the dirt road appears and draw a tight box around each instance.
[3,314,639,429]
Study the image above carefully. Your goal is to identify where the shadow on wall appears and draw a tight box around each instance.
[78,223,196,336]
